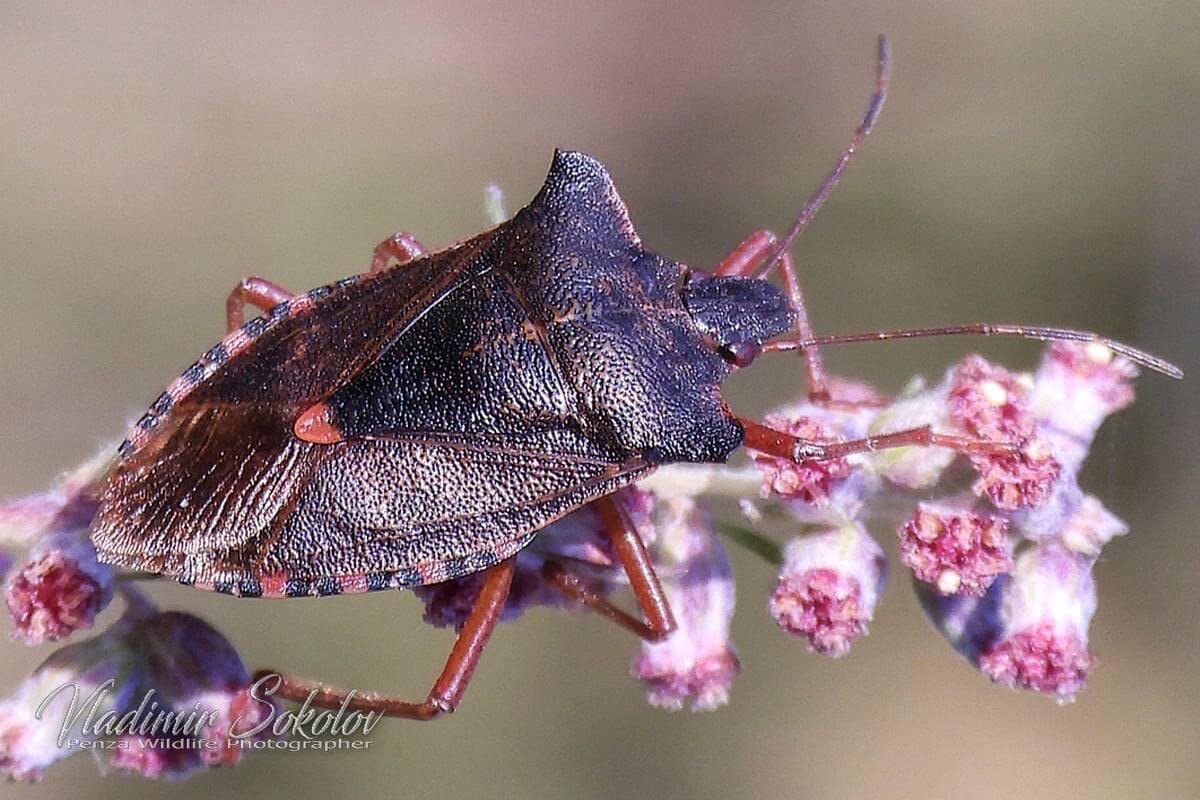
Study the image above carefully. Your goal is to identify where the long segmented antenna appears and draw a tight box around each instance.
[756,34,891,279]
[742,35,1181,382]
[762,323,1183,379]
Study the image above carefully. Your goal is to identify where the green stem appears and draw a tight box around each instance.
[717,522,783,566]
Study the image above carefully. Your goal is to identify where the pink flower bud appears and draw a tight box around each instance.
[1,447,113,645]
[632,498,739,711]
[109,735,197,780]
[111,610,273,777]
[1030,342,1138,473]
[769,524,886,657]
[970,439,1061,511]
[1056,494,1128,557]
[948,355,1037,441]
[899,503,1012,596]
[6,531,113,645]
[752,414,853,506]
[752,400,883,524]
[978,544,1097,702]
[943,355,1062,509]
[0,620,139,781]
[0,601,269,781]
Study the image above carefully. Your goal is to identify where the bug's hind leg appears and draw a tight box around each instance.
[225,277,295,332]
[714,230,829,401]
[369,232,427,274]
[542,495,676,642]
[253,558,516,721]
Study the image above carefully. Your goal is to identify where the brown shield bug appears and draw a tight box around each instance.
[88,36,1181,720]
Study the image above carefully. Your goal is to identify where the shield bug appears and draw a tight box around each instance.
[88,35,1181,720]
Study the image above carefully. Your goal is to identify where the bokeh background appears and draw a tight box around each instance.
[1,2,1197,798]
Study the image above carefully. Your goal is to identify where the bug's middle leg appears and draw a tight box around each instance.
[225,277,295,333]
[252,558,516,721]
[369,231,427,274]
[224,231,426,333]
[714,229,829,401]
[542,495,676,642]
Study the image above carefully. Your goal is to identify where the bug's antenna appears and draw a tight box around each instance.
[756,34,891,280]
[762,323,1184,379]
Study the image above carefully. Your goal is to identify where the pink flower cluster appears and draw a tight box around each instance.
[0,340,1154,781]
[0,451,275,781]
[753,342,1139,703]
[0,600,276,781]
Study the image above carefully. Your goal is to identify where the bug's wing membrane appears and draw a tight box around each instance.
[94,405,317,574]
[92,404,650,593]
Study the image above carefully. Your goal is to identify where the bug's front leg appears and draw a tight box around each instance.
[737,416,1017,461]
[542,495,676,641]
[253,558,516,721]
[714,230,829,402]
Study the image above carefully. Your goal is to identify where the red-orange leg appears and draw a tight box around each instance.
[715,229,829,401]
[543,495,676,641]
[225,277,295,333]
[738,416,1018,462]
[369,231,427,274]
[253,558,516,721]
[224,231,425,333]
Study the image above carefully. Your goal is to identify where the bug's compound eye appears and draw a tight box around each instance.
[721,341,761,368]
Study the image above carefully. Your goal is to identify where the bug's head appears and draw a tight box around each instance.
[681,271,793,367]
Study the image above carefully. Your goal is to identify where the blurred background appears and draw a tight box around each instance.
[1,2,1197,798]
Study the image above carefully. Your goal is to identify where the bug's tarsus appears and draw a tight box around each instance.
[253,558,517,720]
[544,495,676,641]
[226,277,294,332]
[370,231,428,275]
[763,323,1184,380]
[739,417,1019,464]
[755,33,890,282]
[543,561,670,641]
